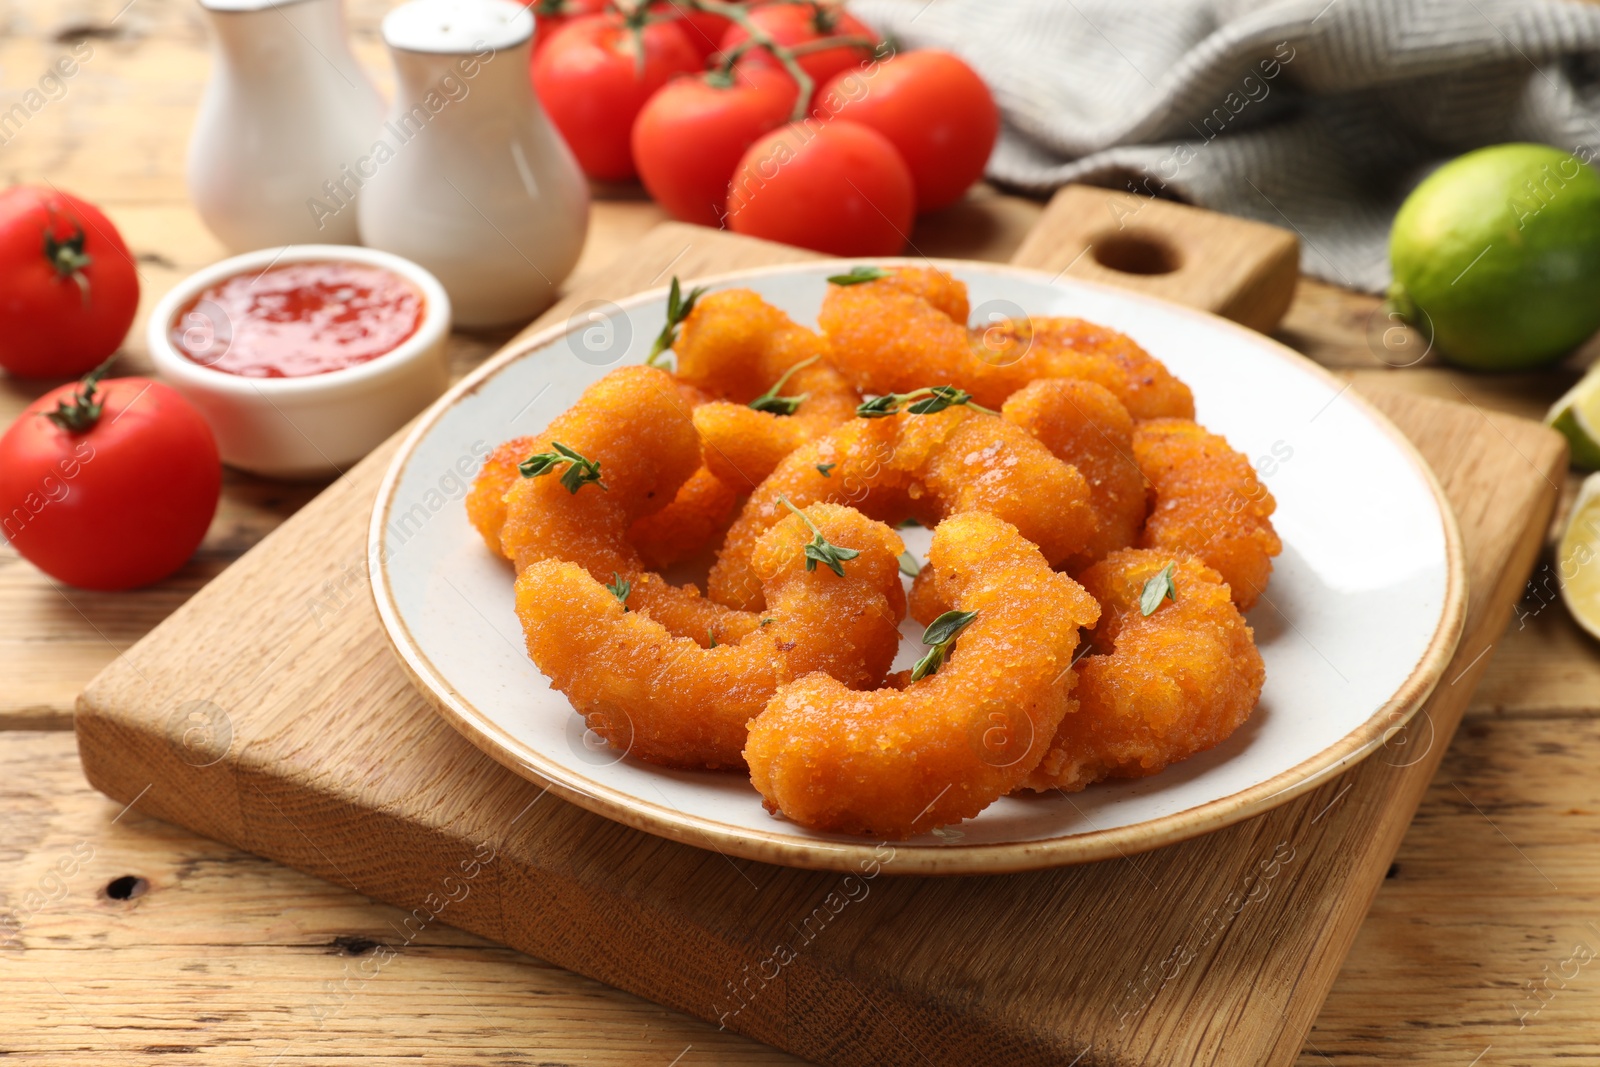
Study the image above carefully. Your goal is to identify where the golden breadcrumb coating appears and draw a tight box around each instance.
[1133,418,1281,610]
[517,504,905,769]
[1024,549,1264,792]
[627,465,739,571]
[744,512,1101,836]
[1003,378,1147,567]
[465,435,535,556]
[708,408,1096,611]
[817,267,1194,418]
[673,288,860,488]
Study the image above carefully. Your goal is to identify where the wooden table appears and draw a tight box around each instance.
[4,2,1599,1063]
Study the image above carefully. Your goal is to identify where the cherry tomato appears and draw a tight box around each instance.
[0,186,140,379]
[727,119,914,255]
[530,0,608,53]
[633,66,799,227]
[0,363,221,591]
[532,13,703,181]
[817,50,998,212]
[722,4,877,108]
[651,0,739,61]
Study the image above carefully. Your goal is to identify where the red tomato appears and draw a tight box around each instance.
[0,365,220,590]
[531,0,608,53]
[633,66,799,227]
[651,0,739,60]
[532,14,703,181]
[727,119,914,255]
[818,50,998,212]
[0,186,140,379]
[723,4,877,108]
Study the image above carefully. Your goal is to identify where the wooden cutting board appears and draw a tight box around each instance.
[76,191,1565,1065]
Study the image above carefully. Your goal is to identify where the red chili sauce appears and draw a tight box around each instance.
[171,261,424,377]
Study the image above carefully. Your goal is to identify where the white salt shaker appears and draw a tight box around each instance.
[187,0,384,251]
[357,0,589,328]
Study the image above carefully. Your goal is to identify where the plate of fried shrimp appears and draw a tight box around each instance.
[369,260,1465,874]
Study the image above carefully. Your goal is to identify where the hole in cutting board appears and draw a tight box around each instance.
[1091,232,1182,276]
[104,875,148,901]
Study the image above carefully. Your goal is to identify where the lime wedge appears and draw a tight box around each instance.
[1559,473,1600,641]
[1547,371,1600,471]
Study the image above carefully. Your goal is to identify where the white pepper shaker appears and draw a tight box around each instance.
[357,0,589,328]
[187,0,384,251]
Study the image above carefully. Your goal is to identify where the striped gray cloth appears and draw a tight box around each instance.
[851,0,1600,292]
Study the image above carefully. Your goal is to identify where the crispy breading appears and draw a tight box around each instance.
[1133,418,1281,609]
[745,512,1101,836]
[1023,549,1264,792]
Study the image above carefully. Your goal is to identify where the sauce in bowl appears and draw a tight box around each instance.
[171,261,425,378]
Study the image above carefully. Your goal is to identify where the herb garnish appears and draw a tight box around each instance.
[827,265,891,286]
[748,354,819,416]
[816,462,835,478]
[1139,563,1177,616]
[645,276,707,368]
[605,572,631,609]
[856,385,996,419]
[898,551,920,578]
[518,441,608,493]
[910,609,977,681]
[760,617,775,626]
[777,494,859,577]
[707,628,718,648]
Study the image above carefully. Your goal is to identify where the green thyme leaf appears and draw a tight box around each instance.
[646,276,708,368]
[778,494,859,577]
[760,617,775,626]
[898,551,920,578]
[1139,563,1177,616]
[605,572,631,609]
[707,628,717,649]
[816,463,836,478]
[748,355,819,416]
[827,265,891,286]
[910,609,978,682]
[856,385,997,419]
[518,441,607,493]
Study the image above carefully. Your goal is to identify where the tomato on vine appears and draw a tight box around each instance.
[818,50,998,212]
[633,65,798,226]
[727,119,914,256]
[0,186,140,379]
[721,3,878,107]
[532,11,704,181]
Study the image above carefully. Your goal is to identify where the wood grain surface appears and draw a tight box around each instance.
[3,0,1599,1064]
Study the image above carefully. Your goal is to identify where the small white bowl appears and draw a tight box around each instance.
[148,245,452,479]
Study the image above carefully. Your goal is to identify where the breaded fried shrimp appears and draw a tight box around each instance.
[818,267,1195,418]
[465,435,535,555]
[627,465,739,570]
[1023,549,1264,792]
[745,512,1101,836]
[1002,379,1147,566]
[517,504,906,769]
[1133,419,1281,610]
[673,289,860,487]
[708,408,1096,611]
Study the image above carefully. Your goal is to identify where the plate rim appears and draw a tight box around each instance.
[368,256,1468,876]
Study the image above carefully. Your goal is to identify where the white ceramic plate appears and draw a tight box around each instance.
[370,260,1465,875]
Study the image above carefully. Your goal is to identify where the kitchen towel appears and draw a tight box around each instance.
[850,0,1600,291]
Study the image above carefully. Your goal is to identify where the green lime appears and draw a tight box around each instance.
[1547,368,1600,470]
[1558,472,1600,643]
[1388,143,1600,370]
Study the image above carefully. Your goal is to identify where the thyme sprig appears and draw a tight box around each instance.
[646,276,707,369]
[1139,563,1177,616]
[748,354,819,416]
[518,441,608,494]
[898,551,920,578]
[827,265,891,286]
[605,572,631,609]
[856,385,996,419]
[777,494,859,577]
[910,609,977,682]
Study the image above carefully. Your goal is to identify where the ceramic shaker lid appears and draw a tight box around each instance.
[382,0,534,54]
